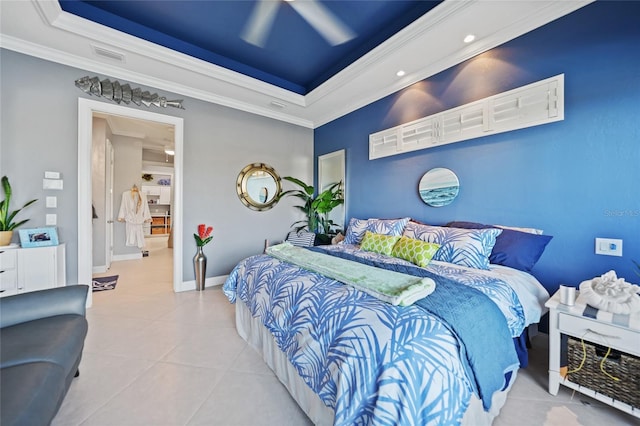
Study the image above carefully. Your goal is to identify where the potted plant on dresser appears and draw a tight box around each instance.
[0,176,37,246]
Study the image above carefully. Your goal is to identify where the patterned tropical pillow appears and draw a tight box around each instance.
[360,231,401,256]
[344,217,410,245]
[343,218,369,244]
[446,221,552,272]
[391,236,440,268]
[403,222,502,270]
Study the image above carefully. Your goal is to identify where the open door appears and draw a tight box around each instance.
[105,138,114,270]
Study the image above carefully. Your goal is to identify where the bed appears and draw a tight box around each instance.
[223,218,550,425]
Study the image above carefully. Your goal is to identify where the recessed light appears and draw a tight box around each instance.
[463,34,476,43]
[396,70,406,77]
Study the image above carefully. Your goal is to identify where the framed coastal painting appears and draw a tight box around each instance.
[418,168,460,207]
[19,227,59,248]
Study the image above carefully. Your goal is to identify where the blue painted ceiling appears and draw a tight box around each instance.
[59,1,442,95]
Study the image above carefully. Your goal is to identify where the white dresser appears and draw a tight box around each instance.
[0,244,66,297]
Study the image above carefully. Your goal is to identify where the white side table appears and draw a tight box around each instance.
[545,289,640,418]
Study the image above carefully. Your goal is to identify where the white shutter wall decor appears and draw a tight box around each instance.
[369,74,564,160]
[369,128,400,159]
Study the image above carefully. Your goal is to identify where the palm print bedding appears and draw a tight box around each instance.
[223,246,539,425]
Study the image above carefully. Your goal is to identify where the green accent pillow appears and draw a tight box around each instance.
[360,231,401,256]
[391,236,440,268]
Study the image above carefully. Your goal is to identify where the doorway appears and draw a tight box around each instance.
[92,113,175,272]
[78,98,184,307]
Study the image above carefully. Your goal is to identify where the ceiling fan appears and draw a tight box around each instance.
[241,0,356,47]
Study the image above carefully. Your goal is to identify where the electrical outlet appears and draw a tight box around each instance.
[595,238,623,257]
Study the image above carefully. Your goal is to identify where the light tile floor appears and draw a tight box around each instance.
[53,238,638,425]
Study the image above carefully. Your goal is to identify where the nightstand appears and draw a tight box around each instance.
[545,289,640,418]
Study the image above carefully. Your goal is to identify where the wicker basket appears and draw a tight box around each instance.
[566,336,640,408]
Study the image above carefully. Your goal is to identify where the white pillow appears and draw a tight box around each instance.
[496,225,543,235]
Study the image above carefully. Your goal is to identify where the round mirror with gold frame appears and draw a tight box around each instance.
[236,163,282,211]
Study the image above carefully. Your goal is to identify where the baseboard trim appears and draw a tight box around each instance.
[92,265,108,274]
[176,274,228,292]
[112,253,143,262]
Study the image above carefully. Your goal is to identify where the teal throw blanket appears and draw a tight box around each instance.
[266,243,435,306]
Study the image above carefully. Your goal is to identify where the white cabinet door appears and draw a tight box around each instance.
[158,186,171,205]
[142,185,161,196]
[0,248,18,297]
[16,244,65,293]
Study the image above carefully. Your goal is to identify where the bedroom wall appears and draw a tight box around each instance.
[314,1,640,292]
[0,48,313,284]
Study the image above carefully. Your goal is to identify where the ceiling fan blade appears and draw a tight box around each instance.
[241,0,280,47]
[289,0,356,46]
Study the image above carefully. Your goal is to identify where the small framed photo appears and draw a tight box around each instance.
[19,227,59,248]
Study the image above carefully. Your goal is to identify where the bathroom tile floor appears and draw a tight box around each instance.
[53,238,638,425]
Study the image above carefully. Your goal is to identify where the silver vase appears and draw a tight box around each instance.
[193,246,207,291]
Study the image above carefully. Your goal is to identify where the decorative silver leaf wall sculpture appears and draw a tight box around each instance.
[75,76,184,109]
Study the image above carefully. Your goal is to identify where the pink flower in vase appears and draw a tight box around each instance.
[194,224,213,247]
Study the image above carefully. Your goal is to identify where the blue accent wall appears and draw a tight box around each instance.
[315,1,640,293]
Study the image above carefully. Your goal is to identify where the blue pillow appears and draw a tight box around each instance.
[403,222,501,270]
[344,217,410,245]
[446,221,553,272]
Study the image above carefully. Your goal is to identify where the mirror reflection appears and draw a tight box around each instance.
[236,163,282,211]
[318,149,346,232]
[258,187,269,203]
[419,167,459,207]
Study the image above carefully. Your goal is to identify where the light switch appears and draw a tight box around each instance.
[43,179,63,190]
[46,196,57,208]
[46,214,57,226]
[595,238,623,257]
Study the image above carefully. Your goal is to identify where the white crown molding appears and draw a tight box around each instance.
[307,0,594,127]
[0,34,315,129]
[1,0,594,129]
[34,0,306,107]
[305,0,471,107]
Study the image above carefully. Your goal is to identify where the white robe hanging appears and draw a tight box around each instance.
[118,189,151,248]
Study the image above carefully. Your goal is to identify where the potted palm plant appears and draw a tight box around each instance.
[278,176,344,239]
[0,176,37,246]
